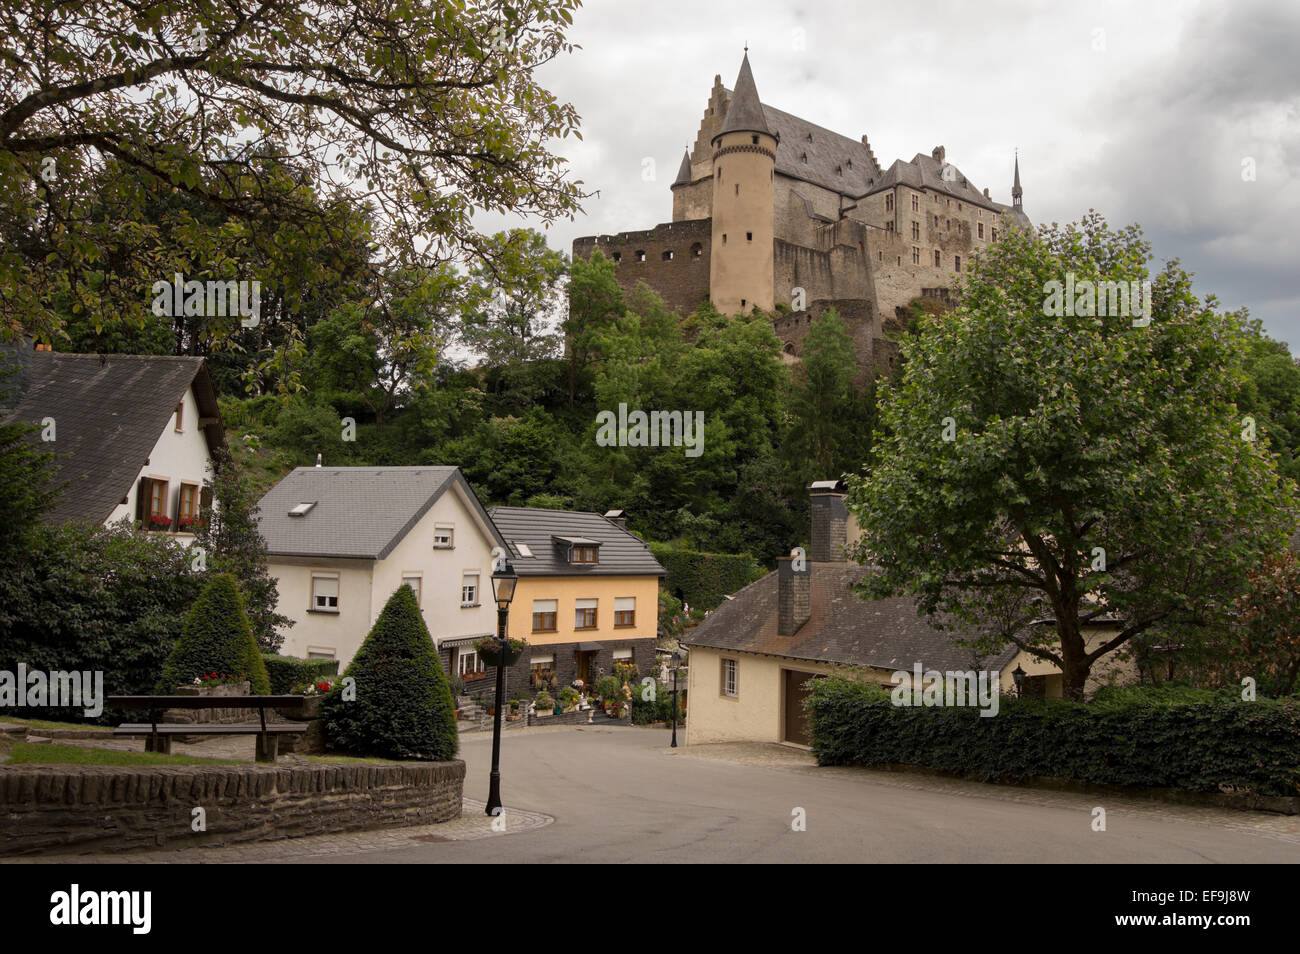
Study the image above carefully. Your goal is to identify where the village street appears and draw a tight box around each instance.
[25,725,1299,865]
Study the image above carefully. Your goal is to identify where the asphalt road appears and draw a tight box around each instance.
[295,724,1300,864]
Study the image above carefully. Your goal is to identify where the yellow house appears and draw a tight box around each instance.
[478,507,667,694]
[684,481,1134,747]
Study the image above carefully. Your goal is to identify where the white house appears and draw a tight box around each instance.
[256,466,510,668]
[1,345,223,543]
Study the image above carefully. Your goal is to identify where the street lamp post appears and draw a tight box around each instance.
[485,560,517,817]
[656,647,683,748]
[1011,664,1026,699]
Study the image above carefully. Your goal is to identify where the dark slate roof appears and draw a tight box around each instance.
[488,506,667,578]
[2,351,222,524]
[257,466,507,560]
[673,149,692,186]
[683,562,1019,673]
[860,153,1004,212]
[717,53,771,138]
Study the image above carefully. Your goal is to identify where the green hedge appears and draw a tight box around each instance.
[649,542,764,611]
[808,677,1300,797]
[156,574,270,694]
[262,655,340,694]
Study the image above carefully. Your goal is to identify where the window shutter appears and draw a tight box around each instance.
[135,477,153,524]
[173,484,183,528]
[200,485,213,513]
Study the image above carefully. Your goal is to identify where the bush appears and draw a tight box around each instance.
[156,574,271,694]
[0,522,205,721]
[595,676,621,701]
[649,542,764,612]
[630,684,684,724]
[808,677,1300,797]
[263,655,340,694]
[535,690,555,710]
[322,585,457,760]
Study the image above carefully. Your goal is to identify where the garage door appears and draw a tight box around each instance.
[783,669,819,746]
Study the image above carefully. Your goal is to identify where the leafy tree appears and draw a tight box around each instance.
[782,308,875,487]
[0,357,61,559]
[322,584,458,760]
[156,572,270,693]
[1,0,587,344]
[849,212,1297,699]
[1227,550,1300,696]
[565,250,626,405]
[193,447,291,653]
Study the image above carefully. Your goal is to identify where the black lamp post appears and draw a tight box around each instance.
[485,560,517,816]
[1011,664,1026,699]
[656,647,683,748]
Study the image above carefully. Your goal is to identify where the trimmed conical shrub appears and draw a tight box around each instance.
[156,573,271,694]
[322,584,458,760]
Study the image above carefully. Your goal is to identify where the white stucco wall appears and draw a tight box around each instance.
[104,383,212,547]
[269,480,500,668]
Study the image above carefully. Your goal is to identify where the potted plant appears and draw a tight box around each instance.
[557,687,579,712]
[475,636,528,668]
[534,690,555,716]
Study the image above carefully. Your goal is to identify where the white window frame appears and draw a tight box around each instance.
[311,573,340,613]
[434,524,454,549]
[458,650,480,675]
[461,572,480,607]
[722,658,738,697]
[402,574,422,606]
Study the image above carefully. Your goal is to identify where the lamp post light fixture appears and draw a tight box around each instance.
[656,646,684,748]
[485,559,517,817]
[1011,664,1026,699]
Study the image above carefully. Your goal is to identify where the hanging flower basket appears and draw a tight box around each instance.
[475,637,526,668]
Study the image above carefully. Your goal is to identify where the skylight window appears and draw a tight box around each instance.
[288,501,317,517]
[514,541,534,558]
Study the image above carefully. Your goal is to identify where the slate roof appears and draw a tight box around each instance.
[717,53,772,138]
[861,153,1003,212]
[1,351,222,524]
[257,466,507,560]
[488,506,667,578]
[683,562,1019,673]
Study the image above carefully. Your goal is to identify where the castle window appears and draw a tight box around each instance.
[911,221,920,240]
[991,228,998,242]
[912,246,920,264]
[691,242,703,258]
[635,250,646,262]
[836,165,842,175]
[896,256,901,265]
[752,135,759,145]
[735,183,739,195]
[934,249,941,267]
[878,251,883,263]
[611,252,621,263]
[886,221,894,232]
[847,159,853,169]
[662,250,674,261]
[957,202,962,211]
[806,133,812,143]
[717,167,722,180]
[934,215,939,226]
[885,193,894,212]
[746,232,753,242]
[954,254,961,271]
[741,299,747,309]
[911,194,919,212]
[978,222,984,239]
[800,152,808,164]
[722,234,727,245]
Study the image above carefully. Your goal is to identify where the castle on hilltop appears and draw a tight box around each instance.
[572,53,1032,377]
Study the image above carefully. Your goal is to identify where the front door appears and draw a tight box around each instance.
[782,669,818,746]
[575,651,593,686]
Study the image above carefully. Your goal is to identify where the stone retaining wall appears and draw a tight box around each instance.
[0,760,465,856]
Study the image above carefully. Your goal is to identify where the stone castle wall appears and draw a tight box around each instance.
[572,219,712,316]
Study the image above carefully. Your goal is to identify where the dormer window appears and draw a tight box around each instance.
[572,545,598,564]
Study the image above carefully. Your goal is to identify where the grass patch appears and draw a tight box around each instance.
[0,716,113,732]
[305,753,404,764]
[5,743,239,766]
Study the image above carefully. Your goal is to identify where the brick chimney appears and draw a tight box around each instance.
[777,556,811,636]
[808,479,849,562]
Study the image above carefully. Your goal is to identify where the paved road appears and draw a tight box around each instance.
[296,725,1299,864]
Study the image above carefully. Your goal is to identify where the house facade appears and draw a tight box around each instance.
[684,481,1133,747]
[256,466,509,669]
[479,507,667,697]
[1,345,223,543]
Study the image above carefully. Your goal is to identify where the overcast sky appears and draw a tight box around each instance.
[477,0,1300,349]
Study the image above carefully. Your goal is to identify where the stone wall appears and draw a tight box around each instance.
[0,760,465,855]
[572,219,712,316]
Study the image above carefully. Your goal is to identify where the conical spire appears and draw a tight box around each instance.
[717,52,771,139]
[1012,150,1023,209]
[673,149,692,185]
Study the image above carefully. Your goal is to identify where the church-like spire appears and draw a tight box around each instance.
[717,51,771,139]
[1012,150,1023,209]
[673,149,692,185]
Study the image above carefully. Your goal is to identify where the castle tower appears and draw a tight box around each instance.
[708,52,776,316]
[1012,151,1023,211]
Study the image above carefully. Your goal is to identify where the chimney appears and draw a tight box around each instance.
[315,453,322,467]
[777,556,811,636]
[808,479,849,562]
[604,509,627,530]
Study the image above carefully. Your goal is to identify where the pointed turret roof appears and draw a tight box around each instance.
[673,149,692,185]
[1012,152,1023,206]
[717,52,771,139]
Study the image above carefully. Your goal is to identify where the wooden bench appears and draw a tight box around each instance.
[106,695,308,762]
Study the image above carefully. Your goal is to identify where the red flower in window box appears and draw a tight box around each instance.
[177,516,204,532]
[147,514,173,531]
